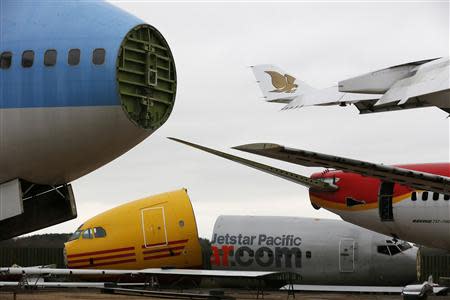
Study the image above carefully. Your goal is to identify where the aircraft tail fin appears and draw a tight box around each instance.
[251,64,315,103]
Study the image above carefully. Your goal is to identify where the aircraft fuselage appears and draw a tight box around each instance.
[211,216,417,286]
[310,163,450,250]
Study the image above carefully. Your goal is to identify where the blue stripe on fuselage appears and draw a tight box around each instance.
[0,42,120,109]
[0,0,144,109]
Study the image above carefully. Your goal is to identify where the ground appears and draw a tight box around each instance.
[2,288,448,300]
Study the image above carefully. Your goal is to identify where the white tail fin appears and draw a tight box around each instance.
[251,64,315,103]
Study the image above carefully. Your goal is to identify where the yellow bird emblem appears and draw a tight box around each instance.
[265,71,298,93]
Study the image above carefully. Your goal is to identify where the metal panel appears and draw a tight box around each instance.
[141,207,167,248]
[339,239,355,272]
[0,179,23,220]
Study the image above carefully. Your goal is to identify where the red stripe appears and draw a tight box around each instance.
[143,252,181,261]
[142,245,184,255]
[67,246,134,258]
[69,258,137,269]
[68,252,135,264]
[141,239,188,249]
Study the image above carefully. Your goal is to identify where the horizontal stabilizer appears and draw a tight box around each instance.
[233,143,450,195]
[168,138,337,192]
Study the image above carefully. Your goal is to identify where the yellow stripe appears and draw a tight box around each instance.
[311,193,411,212]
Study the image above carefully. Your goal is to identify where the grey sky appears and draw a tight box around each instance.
[37,1,449,239]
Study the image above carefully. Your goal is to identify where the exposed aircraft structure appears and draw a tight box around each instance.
[0,1,177,239]
[211,215,417,286]
[251,57,450,114]
[64,189,202,270]
[169,138,450,251]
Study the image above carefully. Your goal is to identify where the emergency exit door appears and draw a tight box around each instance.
[141,207,167,248]
[339,239,355,272]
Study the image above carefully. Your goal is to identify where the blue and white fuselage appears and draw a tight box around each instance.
[0,0,176,238]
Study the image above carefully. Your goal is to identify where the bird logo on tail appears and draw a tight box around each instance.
[264,71,298,93]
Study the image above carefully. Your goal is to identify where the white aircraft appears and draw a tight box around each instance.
[251,57,450,114]
[211,215,417,286]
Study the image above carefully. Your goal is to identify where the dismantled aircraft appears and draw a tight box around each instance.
[252,57,449,114]
[0,0,177,239]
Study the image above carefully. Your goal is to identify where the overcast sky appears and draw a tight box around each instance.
[36,0,449,239]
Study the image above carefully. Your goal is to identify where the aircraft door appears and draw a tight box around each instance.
[339,238,355,272]
[141,207,167,248]
[378,181,394,221]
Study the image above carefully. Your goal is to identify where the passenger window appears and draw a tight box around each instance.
[92,48,105,65]
[82,228,93,239]
[377,246,390,256]
[22,50,34,68]
[68,49,80,66]
[306,251,312,259]
[44,49,57,66]
[411,192,417,201]
[0,52,12,69]
[422,192,428,201]
[444,195,450,201]
[93,227,106,238]
[433,192,439,201]
[388,245,401,255]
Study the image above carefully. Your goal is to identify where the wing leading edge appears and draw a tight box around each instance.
[169,138,449,195]
[233,143,450,195]
[168,138,337,192]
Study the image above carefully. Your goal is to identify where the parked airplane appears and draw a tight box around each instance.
[169,138,450,251]
[251,57,449,114]
[211,215,417,286]
[0,0,177,239]
[2,189,418,291]
[64,189,202,270]
[1,189,283,287]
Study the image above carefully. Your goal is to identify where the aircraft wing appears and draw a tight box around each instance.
[281,284,403,293]
[168,138,338,192]
[0,267,139,276]
[281,86,380,110]
[278,57,449,114]
[1,266,279,279]
[139,268,276,278]
[233,143,450,195]
[374,58,450,107]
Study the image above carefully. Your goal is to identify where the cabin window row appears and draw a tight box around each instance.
[0,48,106,69]
[411,192,450,201]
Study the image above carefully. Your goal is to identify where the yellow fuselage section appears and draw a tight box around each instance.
[64,189,202,270]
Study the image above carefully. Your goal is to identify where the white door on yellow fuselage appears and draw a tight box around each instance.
[141,207,167,248]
